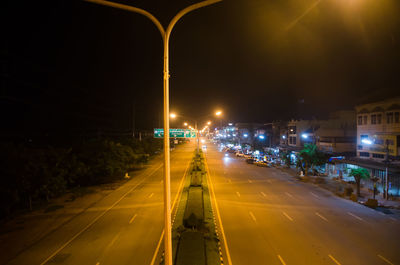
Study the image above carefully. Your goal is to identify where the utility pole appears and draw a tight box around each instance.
[384,139,390,200]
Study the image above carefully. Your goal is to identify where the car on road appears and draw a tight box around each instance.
[254,161,269,167]
[235,151,244,157]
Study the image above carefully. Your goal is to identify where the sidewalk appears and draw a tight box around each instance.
[275,165,400,212]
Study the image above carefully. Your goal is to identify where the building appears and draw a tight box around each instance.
[316,111,356,155]
[356,98,400,161]
[282,111,356,155]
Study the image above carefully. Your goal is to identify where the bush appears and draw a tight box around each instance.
[344,186,354,196]
[365,198,378,209]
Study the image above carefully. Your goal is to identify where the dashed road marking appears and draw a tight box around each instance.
[310,192,319,198]
[277,255,287,265]
[282,211,293,221]
[347,212,363,221]
[248,179,253,183]
[328,254,341,265]
[129,214,137,224]
[236,191,241,198]
[378,254,394,265]
[285,192,294,198]
[148,193,154,199]
[315,212,328,222]
[378,211,385,216]
[39,163,163,265]
[261,192,267,197]
[249,211,257,222]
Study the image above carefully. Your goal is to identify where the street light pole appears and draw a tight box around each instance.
[195,120,199,153]
[83,1,222,264]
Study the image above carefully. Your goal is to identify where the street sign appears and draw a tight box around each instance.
[154,128,196,138]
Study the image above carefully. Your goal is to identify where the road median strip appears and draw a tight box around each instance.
[167,150,222,265]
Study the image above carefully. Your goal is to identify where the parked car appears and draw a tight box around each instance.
[255,161,269,167]
[246,158,255,164]
[235,152,244,157]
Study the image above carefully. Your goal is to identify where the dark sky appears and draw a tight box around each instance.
[3,0,400,133]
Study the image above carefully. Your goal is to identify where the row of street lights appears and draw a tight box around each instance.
[169,110,223,152]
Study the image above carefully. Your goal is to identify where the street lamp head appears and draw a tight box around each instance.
[170,113,177,119]
[207,121,211,125]
[215,111,222,116]
[183,122,188,126]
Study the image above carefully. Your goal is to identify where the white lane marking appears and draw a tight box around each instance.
[109,233,119,246]
[129,214,137,224]
[249,211,257,222]
[236,191,241,198]
[282,211,293,221]
[310,192,319,198]
[378,254,394,265]
[315,212,328,222]
[248,179,253,183]
[205,157,233,265]
[347,212,363,221]
[277,255,287,265]
[39,163,163,265]
[148,193,154,199]
[285,192,294,198]
[378,211,385,216]
[328,254,341,265]
[261,192,267,197]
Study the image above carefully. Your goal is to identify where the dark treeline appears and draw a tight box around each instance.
[0,136,162,219]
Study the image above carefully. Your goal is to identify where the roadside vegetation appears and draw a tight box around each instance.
[0,137,162,219]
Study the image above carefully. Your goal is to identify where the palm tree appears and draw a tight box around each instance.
[349,168,370,197]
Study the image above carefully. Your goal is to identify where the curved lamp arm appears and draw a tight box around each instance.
[84,0,165,38]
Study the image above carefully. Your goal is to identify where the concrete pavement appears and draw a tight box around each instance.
[205,141,400,265]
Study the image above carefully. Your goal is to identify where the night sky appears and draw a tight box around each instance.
[3,0,400,133]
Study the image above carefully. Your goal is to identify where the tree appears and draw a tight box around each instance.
[279,151,291,168]
[298,144,328,176]
[349,168,370,197]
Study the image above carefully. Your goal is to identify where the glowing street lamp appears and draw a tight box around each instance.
[170,113,177,119]
[207,121,211,125]
[215,110,222,116]
[183,122,188,126]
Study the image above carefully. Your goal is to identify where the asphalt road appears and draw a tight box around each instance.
[6,141,195,265]
[205,141,400,265]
